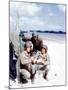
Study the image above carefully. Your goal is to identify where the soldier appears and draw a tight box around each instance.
[19,41,36,84]
[31,33,43,52]
[19,41,33,83]
[35,45,50,80]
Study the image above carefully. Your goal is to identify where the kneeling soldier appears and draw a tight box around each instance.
[19,41,33,83]
[36,45,50,80]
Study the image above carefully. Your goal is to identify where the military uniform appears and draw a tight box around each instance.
[20,51,31,77]
[35,45,50,79]
[31,34,43,52]
[19,41,33,83]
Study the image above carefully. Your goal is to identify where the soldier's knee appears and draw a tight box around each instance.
[20,69,30,79]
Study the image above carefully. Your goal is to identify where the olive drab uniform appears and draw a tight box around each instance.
[35,51,50,79]
[20,51,31,65]
[31,34,43,52]
[36,51,50,65]
[19,51,31,83]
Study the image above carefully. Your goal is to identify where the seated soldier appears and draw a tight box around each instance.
[35,45,50,80]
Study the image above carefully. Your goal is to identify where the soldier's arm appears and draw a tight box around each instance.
[19,53,28,64]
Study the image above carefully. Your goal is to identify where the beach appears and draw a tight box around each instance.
[10,32,66,88]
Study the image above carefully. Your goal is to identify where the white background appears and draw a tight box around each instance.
[0,0,68,90]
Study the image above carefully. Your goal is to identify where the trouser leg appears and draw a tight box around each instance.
[43,66,49,79]
[20,69,30,83]
[43,69,48,79]
[30,64,37,84]
[37,65,49,79]
[31,64,36,79]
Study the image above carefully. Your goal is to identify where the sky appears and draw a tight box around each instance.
[10,2,66,32]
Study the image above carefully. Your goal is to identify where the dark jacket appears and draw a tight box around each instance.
[31,37,43,52]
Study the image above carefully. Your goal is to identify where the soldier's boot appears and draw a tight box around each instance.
[20,73,28,84]
[30,70,36,84]
[43,70,48,81]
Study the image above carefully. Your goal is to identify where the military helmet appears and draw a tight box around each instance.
[24,41,32,48]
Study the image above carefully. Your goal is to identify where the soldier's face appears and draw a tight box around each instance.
[27,47,31,53]
[41,48,45,54]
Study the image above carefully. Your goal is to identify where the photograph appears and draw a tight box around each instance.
[9,1,66,89]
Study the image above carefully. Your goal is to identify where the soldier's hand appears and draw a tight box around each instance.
[29,60,34,64]
[30,56,34,61]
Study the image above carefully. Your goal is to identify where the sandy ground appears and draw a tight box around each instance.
[10,37,66,89]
